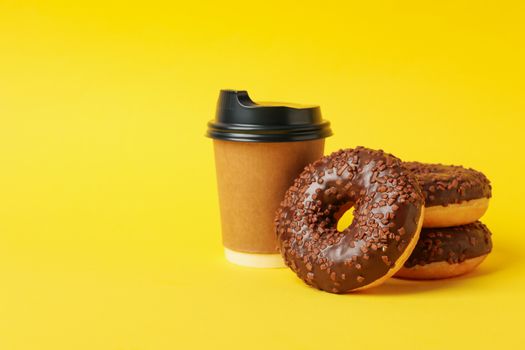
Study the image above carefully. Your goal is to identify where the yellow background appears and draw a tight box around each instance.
[1,1,524,349]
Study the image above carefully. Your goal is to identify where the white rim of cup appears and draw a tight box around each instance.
[224,248,285,268]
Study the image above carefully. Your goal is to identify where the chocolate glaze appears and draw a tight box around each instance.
[404,221,492,268]
[405,162,491,207]
[275,147,424,293]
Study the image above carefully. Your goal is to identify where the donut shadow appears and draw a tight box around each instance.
[359,275,474,295]
[358,243,514,296]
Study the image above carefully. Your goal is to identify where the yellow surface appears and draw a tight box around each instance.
[1,1,524,349]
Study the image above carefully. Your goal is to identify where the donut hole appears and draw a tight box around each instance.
[336,203,355,232]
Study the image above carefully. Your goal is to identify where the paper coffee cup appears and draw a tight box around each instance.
[207,90,332,268]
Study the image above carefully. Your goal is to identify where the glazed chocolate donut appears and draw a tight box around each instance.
[395,221,492,279]
[275,147,425,293]
[405,162,491,228]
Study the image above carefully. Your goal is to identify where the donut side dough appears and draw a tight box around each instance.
[395,254,488,280]
[423,198,489,228]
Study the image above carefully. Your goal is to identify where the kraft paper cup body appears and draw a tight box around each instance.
[207,90,332,268]
[213,139,325,267]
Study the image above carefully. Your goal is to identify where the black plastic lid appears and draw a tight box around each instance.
[206,90,332,142]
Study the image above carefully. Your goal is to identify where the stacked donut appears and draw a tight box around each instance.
[395,162,493,280]
[274,147,493,294]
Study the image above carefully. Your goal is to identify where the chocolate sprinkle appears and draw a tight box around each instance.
[404,221,492,268]
[405,162,491,207]
[275,147,424,293]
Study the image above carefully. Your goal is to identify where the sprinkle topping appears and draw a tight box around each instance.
[405,162,491,207]
[404,221,493,267]
[275,147,424,293]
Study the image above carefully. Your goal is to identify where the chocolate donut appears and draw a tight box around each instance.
[405,162,492,228]
[395,221,492,279]
[275,147,425,293]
